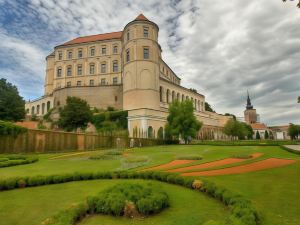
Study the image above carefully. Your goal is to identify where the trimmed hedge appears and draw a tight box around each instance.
[0,120,27,136]
[0,171,259,225]
[193,140,299,146]
[0,155,38,168]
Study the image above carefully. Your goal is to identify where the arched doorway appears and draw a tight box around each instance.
[157,127,164,139]
[148,126,154,138]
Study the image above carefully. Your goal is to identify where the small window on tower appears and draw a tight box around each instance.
[143,27,149,38]
[126,49,130,62]
[143,47,149,59]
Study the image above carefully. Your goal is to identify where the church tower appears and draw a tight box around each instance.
[122,14,161,111]
[244,91,257,124]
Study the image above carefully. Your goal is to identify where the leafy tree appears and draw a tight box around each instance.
[223,119,249,140]
[288,123,300,140]
[264,130,269,139]
[224,113,237,120]
[205,102,215,112]
[283,0,300,8]
[298,96,300,103]
[256,131,261,140]
[0,79,25,121]
[244,123,254,139]
[165,100,202,144]
[58,97,92,131]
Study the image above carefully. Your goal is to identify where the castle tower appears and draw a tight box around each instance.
[244,91,257,124]
[122,14,161,110]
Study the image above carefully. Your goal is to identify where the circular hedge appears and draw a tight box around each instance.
[87,183,169,217]
[0,155,38,168]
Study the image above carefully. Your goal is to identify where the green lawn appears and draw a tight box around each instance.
[0,145,299,225]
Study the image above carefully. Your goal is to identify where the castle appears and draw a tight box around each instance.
[25,14,231,139]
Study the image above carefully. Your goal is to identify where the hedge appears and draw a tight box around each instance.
[0,155,38,168]
[0,120,27,136]
[193,140,299,146]
[0,171,259,225]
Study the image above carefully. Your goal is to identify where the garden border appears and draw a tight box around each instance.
[0,171,260,225]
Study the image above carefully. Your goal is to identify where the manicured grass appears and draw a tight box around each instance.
[0,145,299,225]
[0,179,228,225]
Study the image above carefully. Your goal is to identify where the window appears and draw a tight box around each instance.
[101,46,106,55]
[101,63,106,73]
[127,30,130,41]
[113,46,118,54]
[67,66,72,76]
[57,68,62,77]
[77,65,82,75]
[58,52,62,60]
[113,77,118,84]
[89,79,94,86]
[77,81,81,86]
[113,61,118,72]
[115,96,118,102]
[143,47,149,59]
[143,27,149,38]
[66,81,71,87]
[126,49,130,62]
[90,47,95,56]
[68,51,72,59]
[90,64,95,74]
[100,78,106,85]
[78,49,82,58]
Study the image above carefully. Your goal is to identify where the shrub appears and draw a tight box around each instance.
[0,155,38,168]
[0,120,27,136]
[17,179,26,188]
[192,179,203,190]
[176,155,203,160]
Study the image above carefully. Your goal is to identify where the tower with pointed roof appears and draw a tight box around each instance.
[244,91,257,124]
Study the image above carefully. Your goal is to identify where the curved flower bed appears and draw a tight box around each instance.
[0,171,259,225]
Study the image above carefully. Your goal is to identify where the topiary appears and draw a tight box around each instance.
[192,179,203,190]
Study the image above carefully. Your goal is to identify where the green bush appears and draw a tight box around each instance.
[90,183,169,217]
[176,155,203,160]
[0,120,27,136]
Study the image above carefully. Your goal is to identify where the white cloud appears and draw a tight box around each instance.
[0,0,299,124]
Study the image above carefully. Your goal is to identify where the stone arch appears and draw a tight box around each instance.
[166,89,170,103]
[47,101,51,112]
[42,103,45,115]
[148,126,154,138]
[31,106,35,115]
[172,91,175,102]
[37,105,40,115]
[157,127,164,139]
[182,94,185,101]
[177,93,180,101]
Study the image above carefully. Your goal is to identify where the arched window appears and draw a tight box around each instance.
[172,91,175,102]
[177,93,180,101]
[57,67,62,77]
[160,86,163,102]
[198,100,201,111]
[26,109,29,114]
[148,126,153,138]
[166,89,170,103]
[37,105,40,114]
[31,106,35,115]
[47,101,51,112]
[42,103,45,115]
[157,127,164,139]
[182,94,185,102]
[186,96,189,100]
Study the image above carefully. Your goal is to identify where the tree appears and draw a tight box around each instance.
[298,96,300,103]
[244,123,254,139]
[0,79,25,121]
[58,96,92,131]
[223,119,250,140]
[283,0,300,8]
[264,130,269,139]
[165,100,202,144]
[256,131,261,140]
[205,102,215,112]
[288,123,300,140]
[224,113,237,120]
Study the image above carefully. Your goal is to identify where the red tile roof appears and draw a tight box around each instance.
[134,13,149,21]
[59,31,123,46]
[251,123,267,130]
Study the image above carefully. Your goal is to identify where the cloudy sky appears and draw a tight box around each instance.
[0,0,299,125]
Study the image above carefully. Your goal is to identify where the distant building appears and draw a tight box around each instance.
[269,125,290,140]
[244,91,258,124]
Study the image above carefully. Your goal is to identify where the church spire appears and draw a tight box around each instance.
[246,90,253,110]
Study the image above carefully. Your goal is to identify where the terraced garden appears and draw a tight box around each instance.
[0,145,299,225]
